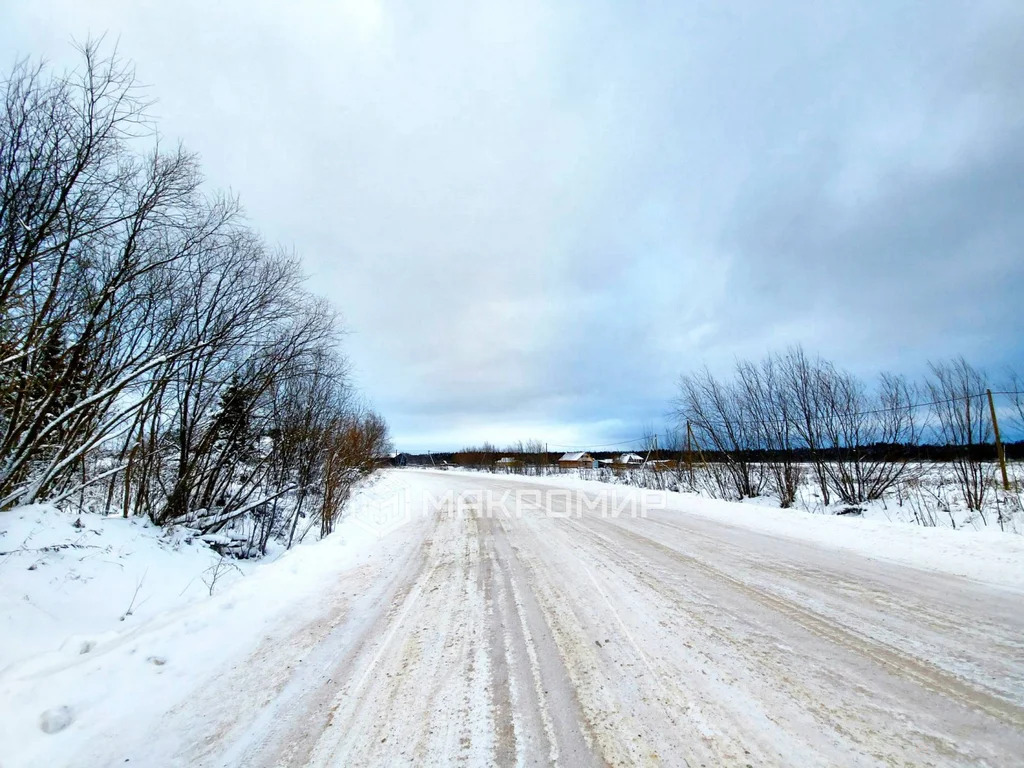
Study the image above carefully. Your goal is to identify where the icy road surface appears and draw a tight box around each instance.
[4,470,1024,767]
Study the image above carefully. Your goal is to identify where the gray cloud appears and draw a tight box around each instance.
[3,0,1021,450]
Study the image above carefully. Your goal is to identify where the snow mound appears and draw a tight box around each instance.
[0,505,259,670]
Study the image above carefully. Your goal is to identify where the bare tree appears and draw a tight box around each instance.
[319,407,392,537]
[0,45,206,507]
[1006,368,1024,434]
[927,358,992,515]
[778,346,832,505]
[674,367,767,501]
[675,348,919,508]
[737,357,801,507]
[1,42,392,555]
[816,367,918,504]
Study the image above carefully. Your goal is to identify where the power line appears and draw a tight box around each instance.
[681,389,1024,434]
[551,390,1024,451]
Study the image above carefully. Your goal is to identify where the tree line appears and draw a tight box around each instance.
[454,440,548,467]
[673,347,1021,512]
[0,43,390,551]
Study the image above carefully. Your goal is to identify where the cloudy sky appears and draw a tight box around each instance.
[4,1,1022,451]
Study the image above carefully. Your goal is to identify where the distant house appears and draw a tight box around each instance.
[377,452,406,467]
[558,451,595,469]
[495,456,521,468]
[615,452,644,467]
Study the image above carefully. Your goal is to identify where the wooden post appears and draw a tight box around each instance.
[987,389,1011,491]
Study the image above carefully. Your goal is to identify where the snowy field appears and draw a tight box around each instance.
[477,460,1024,533]
[2,469,1023,766]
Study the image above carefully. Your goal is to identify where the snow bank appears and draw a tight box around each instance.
[671,490,1024,590]
[0,504,263,670]
[0,472,417,768]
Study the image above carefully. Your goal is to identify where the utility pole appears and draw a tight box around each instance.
[642,433,656,468]
[987,389,1011,491]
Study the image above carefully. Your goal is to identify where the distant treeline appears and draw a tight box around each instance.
[397,442,1024,468]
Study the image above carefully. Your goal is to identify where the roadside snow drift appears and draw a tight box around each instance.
[0,505,260,669]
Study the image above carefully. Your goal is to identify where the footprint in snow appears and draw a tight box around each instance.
[40,706,73,734]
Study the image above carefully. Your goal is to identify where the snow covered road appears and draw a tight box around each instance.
[4,469,1024,766]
